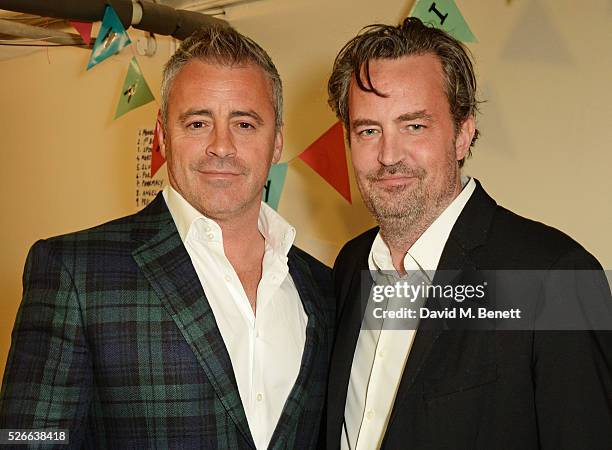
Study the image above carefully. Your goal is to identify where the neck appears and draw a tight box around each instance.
[214,202,263,256]
[379,180,464,274]
[380,217,429,275]
[214,204,265,314]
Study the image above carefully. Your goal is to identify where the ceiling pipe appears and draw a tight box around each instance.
[0,0,229,41]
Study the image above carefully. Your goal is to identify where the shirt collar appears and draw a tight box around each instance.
[258,201,296,256]
[162,185,296,256]
[369,176,476,275]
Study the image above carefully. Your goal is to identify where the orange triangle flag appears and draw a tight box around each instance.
[70,21,93,46]
[151,112,166,177]
[298,121,351,203]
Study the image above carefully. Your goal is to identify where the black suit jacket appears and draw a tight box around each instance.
[0,193,335,449]
[327,180,612,450]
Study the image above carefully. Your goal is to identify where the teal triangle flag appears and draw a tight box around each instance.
[114,57,155,119]
[87,5,131,70]
[262,163,288,211]
[411,0,477,42]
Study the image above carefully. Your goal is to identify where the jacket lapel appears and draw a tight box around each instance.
[130,194,255,448]
[384,180,498,431]
[267,248,325,448]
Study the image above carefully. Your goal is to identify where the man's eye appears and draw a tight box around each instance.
[408,124,425,131]
[188,121,204,129]
[358,129,378,137]
[237,122,255,129]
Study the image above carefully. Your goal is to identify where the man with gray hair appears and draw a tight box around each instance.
[326,17,612,450]
[0,26,334,448]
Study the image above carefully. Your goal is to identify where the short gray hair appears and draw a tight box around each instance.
[161,25,283,130]
[328,17,480,166]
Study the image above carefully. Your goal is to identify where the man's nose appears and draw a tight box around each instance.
[377,131,404,166]
[205,125,237,158]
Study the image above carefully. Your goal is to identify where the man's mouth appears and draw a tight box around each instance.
[375,175,416,188]
[197,169,241,178]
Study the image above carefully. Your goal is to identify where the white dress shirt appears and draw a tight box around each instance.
[163,186,308,450]
[342,177,476,450]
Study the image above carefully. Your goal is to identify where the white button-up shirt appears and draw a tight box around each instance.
[163,186,308,450]
[342,177,476,450]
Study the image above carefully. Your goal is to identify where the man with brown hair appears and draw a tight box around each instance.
[0,26,334,449]
[326,17,612,450]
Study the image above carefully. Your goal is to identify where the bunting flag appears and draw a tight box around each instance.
[262,163,289,211]
[70,21,93,46]
[115,57,156,119]
[501,0,571,64]
[151,112,166,177]
[298,121,351,204]
[87,5,132,70]
[411,0,476,42]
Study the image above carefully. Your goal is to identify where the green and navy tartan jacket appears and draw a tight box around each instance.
[0,193,335,449]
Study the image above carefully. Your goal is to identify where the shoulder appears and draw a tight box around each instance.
[26,202,167,276]
[34,194,170,258]
[456,181,602,270]
[38,212,142,255]
[484,205,601,270]
[331,227,378,315]
[334,227,378,277]
[289,246,332,283]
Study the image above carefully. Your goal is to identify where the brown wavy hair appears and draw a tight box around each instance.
[328,17,480,166]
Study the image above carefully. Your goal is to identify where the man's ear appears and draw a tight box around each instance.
[272,129,283,164]
[157,115,167,159]
[455,116,476,161]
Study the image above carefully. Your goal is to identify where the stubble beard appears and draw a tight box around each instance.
[357,152,460,250]
[168,147,257,220]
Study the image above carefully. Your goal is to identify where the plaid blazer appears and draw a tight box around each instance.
[0,194,335,449]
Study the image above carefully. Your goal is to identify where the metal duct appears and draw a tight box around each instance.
[137,2,179,36]
[173,8,225,39]
[0,0,228,40]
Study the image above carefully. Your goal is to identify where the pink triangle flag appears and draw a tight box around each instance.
[70,21,93,46]
[298,121,351,203]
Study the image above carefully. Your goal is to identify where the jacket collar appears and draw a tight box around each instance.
[130,193,255,447]
[131,193,323,449]
[328,180,498,448]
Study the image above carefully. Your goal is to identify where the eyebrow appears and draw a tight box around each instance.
[351,110,433,130]
[351,118,381,129]
[396,110,433,122]
[230,110,264,125]
[178,108,264,125]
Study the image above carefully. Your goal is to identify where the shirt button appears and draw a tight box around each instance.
[366,410,374,420]
[256,393,263,402]
[204,225,211,232]
[378,348,385,358]
[207,232,214,240]
[224,275,231,282]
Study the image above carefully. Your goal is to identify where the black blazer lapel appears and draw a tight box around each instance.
[384,180,498,433]
[130,194,255,448]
